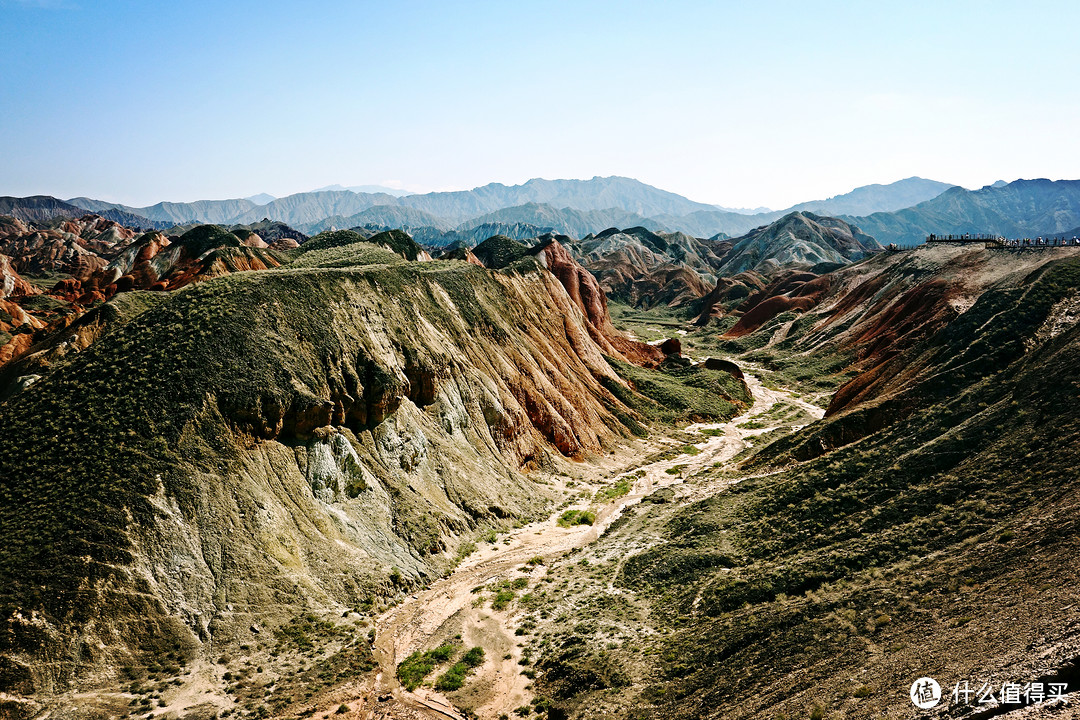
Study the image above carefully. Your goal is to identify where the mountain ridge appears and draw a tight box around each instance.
[56,175,963,240]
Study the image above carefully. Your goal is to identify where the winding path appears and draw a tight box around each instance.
[355,371,823,719]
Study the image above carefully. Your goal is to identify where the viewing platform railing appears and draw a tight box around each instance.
[925,233,1001,243]
[923,234,1080,249]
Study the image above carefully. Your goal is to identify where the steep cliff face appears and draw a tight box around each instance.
[0,243,660,696]
[0,254,36,301]
[465,235,666,366]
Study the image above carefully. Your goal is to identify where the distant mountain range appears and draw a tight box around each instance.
[35,176,957,240]
[0,195,165,229]
[311,184,415,197]
[843,179,1080,245]
[788,177,956,216]
[5,176,1080,251]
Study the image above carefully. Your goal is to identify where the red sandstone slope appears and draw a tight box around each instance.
[0,214,136,278]
[533,239,665,366]
[0,256,46,366]
[722,271,833,337]
[0,254,36,301]
[736,244,1080,427]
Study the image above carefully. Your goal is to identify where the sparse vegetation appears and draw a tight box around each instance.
[434,647,485,691]
[396,643,455,691]
[601,356,750,425]
[557,509,596,527]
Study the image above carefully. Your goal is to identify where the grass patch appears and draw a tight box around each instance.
[601,355,750,425]
[595,477,632,503]
[397,643,455,691]
[557,509,596,527]
[492,589,516,611]
[434,647,485,691]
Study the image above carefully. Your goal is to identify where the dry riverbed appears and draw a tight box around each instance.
[353,372,823,720]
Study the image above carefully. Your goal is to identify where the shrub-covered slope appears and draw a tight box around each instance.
[529,249,1080,719]
[0,240,744,698]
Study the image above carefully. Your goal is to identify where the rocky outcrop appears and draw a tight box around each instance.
[0,254,35,300]
[703,357,744,379]
[660,338,682,356]
[437,245,485,267]
[532,238,664,366]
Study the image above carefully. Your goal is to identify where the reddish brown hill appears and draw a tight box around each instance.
[0,223,287,372]
[729,244,1080,460]
[56,228,285,303]
[0,254,36,300]
[0,257,46,366]
[0,254,44,365]
[0,214,136,279]
[723,271,833,337]
[533,239,665,366]
[693,271,767,325]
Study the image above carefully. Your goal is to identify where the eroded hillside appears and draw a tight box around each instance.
[0,230,751,719]
[519,245,1080,719]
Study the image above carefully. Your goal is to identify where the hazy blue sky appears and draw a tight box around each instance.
[2,0,1078,208]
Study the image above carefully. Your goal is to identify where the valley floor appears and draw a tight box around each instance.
[341,370,822,720]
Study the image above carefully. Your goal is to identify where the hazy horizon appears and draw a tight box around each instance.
[8,174,1031,214]
[2,0,1077,208]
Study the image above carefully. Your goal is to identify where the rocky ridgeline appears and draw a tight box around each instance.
[566,227,734,309]
[0,227,693,704]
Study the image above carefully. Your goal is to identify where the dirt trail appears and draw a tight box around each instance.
[357,371,822,720]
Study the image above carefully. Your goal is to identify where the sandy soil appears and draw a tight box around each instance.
[353,371,823,720]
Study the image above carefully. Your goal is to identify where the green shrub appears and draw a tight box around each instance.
[492,589,516,610]
[433,647,484,691]
[596,477,632,502]
[396,643,455,690]
[557,510,596,527]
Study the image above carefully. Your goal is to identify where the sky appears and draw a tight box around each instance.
[1,0,1078,209]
